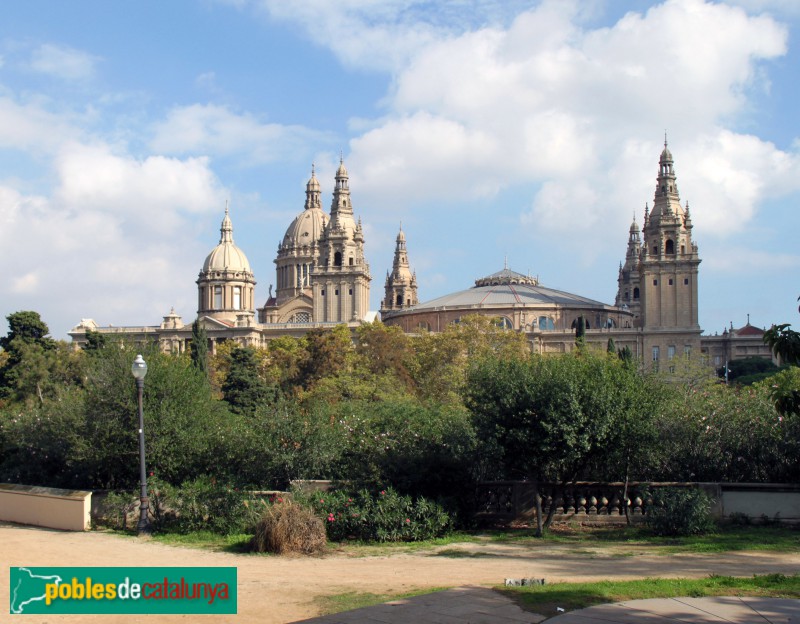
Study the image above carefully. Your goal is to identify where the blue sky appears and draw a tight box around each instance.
[1,0,798,340]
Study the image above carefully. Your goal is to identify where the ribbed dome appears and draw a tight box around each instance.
[283,206,328,249]
[336,158,348,177]
[202,207,252,273]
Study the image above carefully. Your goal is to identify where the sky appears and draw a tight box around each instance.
[1,0,799,340]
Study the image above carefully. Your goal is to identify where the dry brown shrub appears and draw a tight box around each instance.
[250,500,326,555]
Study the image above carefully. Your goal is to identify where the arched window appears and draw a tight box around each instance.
[492,317,513,330]
[538,316,555,330]
[665,239,675,255]
[633,287,640,300]
[334,251,342,267]
[349,256,354,266]
[606,318,616,328]
[396,294,403,305]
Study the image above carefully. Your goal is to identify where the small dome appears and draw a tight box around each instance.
[307,166,320,192]
[202,207,252,273]
[336,158,348,177]
[629,219,640,233]
[397,228,406,242]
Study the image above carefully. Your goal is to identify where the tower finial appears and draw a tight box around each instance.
[504,255,508,270]
[311,162,315,176]
[225,199,229,215]
[664,131,668,148]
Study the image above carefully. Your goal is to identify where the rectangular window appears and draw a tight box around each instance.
[214,286,222,309]
[668,278,674,285]
[653,279,658,286]
[668,345,676,360]
[684,278,689,285]
[233,286,241,310]
[684,345,692,357]
[714,355,721,366]
[652,346,660,361]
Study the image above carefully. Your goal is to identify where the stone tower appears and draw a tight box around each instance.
[311,158,371,322]
[615,212,643,326]
[197,205,256,325]
[619,139,702,366]
[381,226,418,314]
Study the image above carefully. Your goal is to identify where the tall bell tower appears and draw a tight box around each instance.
[311,158,371,322]
[636,138,702,363]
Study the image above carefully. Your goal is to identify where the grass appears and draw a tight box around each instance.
[500,573,800,619]
[482,524,800,554]
[314,587,447,615]
[148,530,253,553]
[110,524,800,559]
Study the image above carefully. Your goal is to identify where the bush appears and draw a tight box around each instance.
[250,500,327,555]
[645,487,715,536]
[94,490,138,530]
[303,487,453,542]
[166,475,257,535]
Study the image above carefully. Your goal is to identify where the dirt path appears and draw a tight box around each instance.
[2,523,799,624]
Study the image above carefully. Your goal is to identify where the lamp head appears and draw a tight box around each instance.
[131,354,148,381]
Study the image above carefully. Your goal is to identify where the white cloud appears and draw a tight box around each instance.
[150,104,331,164]
[331,0,794,262]
[28,43,100,81]
[704,247,800,272]
[244,0,552,73]
[0,96,81,153]
[0,142,229,337]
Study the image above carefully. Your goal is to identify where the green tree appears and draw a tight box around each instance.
[0,342,233,489]
[82,329,108,352]
[607,337,616,354]
[410,315,528,404]
[221,346,276,415]
[189,320,209,376]
[0,312,81,405]
[466,352,652,525]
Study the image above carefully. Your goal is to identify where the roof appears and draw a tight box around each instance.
[408,268,612,311]
[735,324,765,337]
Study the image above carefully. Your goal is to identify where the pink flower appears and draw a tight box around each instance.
[319,499,324,503]
[277,497,284,503]
[327,513,335,522]
[380,490,386,496]
[405,518,410,523]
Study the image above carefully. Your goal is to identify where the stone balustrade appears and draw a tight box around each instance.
[474,481,800,525]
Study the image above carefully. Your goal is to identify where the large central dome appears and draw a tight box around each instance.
[281,166,329,250]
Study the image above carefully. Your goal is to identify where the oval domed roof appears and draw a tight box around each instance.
[202,207,252,273]
[283,206,328,248]
[408,267,612,311]
[281,166,329,249]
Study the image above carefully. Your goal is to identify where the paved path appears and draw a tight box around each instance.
[298,590,800,624]
[3,522,800,623]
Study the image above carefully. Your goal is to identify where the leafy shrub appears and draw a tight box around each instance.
[250,500,326,555]
[645,487,715,536]
[302,487,453,542]
[94,490,138,530]
[165,475,257,535]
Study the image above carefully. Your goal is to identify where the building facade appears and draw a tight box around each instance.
[69,143,772,368]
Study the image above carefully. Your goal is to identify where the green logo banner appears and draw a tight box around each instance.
[10,567,237,614]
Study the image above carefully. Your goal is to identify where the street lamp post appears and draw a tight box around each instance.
[131,354,151,534]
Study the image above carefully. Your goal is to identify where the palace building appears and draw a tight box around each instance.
[69,143,773,367]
